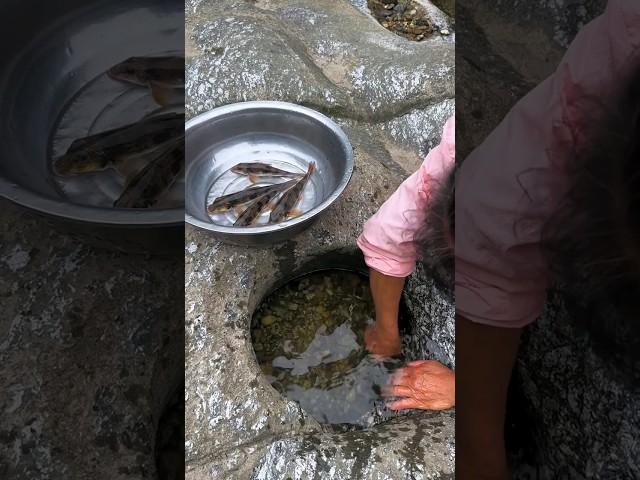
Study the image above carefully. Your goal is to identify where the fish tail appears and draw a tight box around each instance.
[288,208,303,219]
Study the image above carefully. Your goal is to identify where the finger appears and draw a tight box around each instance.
[382,385,413,398]
[389,369,408,386]
[386,398,420,410]
[391,367,420,386]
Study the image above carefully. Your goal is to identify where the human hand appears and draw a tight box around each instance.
[383,360,455,410]
[364,323,402,358]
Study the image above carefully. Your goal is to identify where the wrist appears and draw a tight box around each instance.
[373,316,400,336]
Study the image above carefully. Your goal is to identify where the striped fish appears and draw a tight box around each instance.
[269,162,316,223]
[207,178,299,213]
[234,189,282,227]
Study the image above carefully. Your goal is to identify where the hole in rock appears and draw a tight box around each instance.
[155,383,185,480]
[252,270,413,428]
[367,0,435,41]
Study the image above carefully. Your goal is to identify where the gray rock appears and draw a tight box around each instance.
[0,201,184,479]
[404,263,454,369]
[186,12,350,119]
[186,0,454,122]
[249,413,454,480]
[491,0,606,48]
[513,292,640,478]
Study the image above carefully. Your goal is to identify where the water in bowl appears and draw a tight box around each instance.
[48,51,185,209]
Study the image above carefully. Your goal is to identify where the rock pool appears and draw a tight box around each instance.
[253,271,407,427]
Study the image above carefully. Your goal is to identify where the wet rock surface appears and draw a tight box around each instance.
[404,263,454,369]
[0,202,184,479]
[186,0,454,163]
[457,1,639,477]
[185,0,454,477]
[248,412,455,480]
[511,293,640,478]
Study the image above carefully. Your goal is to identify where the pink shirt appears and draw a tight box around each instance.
[357,116,455,278]
[456,0,640,328]
[359,0,639,328]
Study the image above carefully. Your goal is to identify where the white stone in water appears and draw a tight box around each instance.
[283,340,294,353]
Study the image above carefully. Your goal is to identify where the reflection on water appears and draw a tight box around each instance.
[252,271,403,426]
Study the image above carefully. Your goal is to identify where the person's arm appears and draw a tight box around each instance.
[358,116,455,356]
[364,270,405,356]
[456,315,522,480]
[357,164,425,357]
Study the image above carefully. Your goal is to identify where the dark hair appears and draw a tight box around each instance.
[540,68,640,381]
[414,164,456,295]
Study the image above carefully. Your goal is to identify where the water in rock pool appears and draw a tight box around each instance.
[252,271,404,427]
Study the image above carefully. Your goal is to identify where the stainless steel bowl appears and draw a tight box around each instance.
[185,102,354,246]
[0,0,183,254]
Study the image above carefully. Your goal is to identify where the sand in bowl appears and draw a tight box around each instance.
[252,271,405,428]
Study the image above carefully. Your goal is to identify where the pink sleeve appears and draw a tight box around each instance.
[357,116,455,277]
[455,0,640,328]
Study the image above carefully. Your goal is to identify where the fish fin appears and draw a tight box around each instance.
[149,81,176,106]
[288,208,304,219]
[307,161,317,175]
[113,139,176,176]
[265,201,278,211]
[208,205,229,213]
[246,216,259,227]
[249,174,258,184]
[112,155,135,176]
